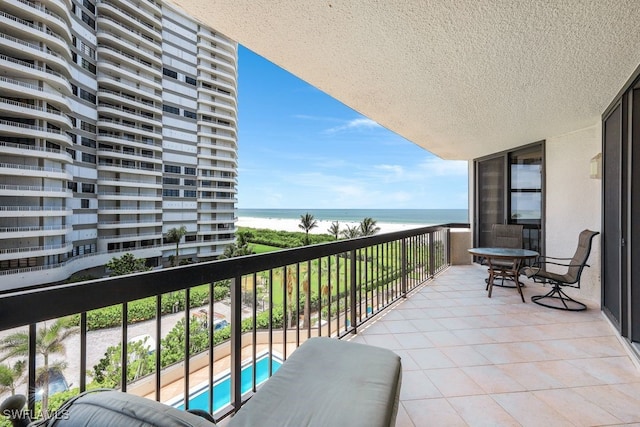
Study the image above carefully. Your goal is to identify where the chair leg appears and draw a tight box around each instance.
[531,284,587,311]
[486,273,520,289]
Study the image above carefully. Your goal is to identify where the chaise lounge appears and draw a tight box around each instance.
[2,337,402,427]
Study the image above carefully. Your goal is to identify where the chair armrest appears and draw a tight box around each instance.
[533,260,590,268]
[538,255,572,261]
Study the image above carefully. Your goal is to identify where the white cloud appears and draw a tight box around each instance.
[324,118,382,134]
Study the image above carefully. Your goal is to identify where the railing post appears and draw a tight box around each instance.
[429,231,436,278]
[121,302,128,393]
[230,275,243,412]
[401,238,407,297]
[350,249,357,334]
[446,228,451,266]
[80,312,87,392]
[27,323,36,417]
[183,288,190,410]
[155,296,162,403]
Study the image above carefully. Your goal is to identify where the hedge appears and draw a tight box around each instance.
[69,284,230,331]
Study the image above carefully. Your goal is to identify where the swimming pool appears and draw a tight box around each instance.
[172,353,282,413]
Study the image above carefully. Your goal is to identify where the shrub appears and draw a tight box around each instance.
[69,283,230,331]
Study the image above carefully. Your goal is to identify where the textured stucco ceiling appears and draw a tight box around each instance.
[169,0,640,160]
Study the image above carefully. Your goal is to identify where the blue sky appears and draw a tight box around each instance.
[237,46,468,209]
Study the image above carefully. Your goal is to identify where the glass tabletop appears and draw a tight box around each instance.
[468,247,539,258]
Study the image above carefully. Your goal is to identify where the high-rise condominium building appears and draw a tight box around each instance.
[0,0,238,290]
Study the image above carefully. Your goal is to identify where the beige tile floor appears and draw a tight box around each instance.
[349,264,640,427]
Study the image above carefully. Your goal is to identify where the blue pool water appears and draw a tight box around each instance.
[174,355,282,413]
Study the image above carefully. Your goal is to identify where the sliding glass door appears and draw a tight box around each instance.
[475,143,544,252]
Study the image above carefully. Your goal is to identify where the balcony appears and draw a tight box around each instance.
[1,224,638,425]
[358,265,640,425]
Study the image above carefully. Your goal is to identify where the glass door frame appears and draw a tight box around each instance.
[473,141,546,254]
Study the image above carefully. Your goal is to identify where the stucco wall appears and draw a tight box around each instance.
[545,123,602,304]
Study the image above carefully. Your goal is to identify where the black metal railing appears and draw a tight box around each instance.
[0,223,467,422]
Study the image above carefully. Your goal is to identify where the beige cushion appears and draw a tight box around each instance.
[229,337,402,427]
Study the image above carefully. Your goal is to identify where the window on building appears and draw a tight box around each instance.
[164,165,181,174]
[163,189,179,197]
[81,153,96,164]
[185,76,197,86]
[162,105,179,115]
[184,167,196,175]
[81,58,96,74]
[183,110,197,119]
[81,137,96,148]
[81,199,90,209]
[162,68,178,79]
[184,190,197,198]
[81,121,96,133]
[80,89,96,104]
[67,182,78,192]
[184,179,196,186]
[163,177,179,185]
[80,42,95,59]
[81,183,95,193]
[81,11,95,29]
[83,0,95,14]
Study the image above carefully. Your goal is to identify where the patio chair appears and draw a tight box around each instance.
[485,224,523,289]
[523,229,599,311]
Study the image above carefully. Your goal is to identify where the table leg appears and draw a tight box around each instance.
[487,259,495,298]
[512,258,525,303]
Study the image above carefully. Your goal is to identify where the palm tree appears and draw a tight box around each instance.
[327,221,340,240]
[359,217,380,236]
[0,360,25,396]
[0,317,79,417]
[298,213,318,245]
[219,231,254,259]
[286,267,296,328]
[165,226,187,266]
[340,224,361,239]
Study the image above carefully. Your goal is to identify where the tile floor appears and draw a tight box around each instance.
[349,264,640,427]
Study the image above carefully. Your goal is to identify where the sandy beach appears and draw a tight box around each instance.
[236,216,428,235]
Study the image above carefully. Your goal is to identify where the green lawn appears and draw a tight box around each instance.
[248,251,406,307]
[251,243,281,254]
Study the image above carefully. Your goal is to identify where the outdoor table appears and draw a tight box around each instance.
[468,247,539,302]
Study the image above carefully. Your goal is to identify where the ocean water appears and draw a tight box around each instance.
[237,209,468,225]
